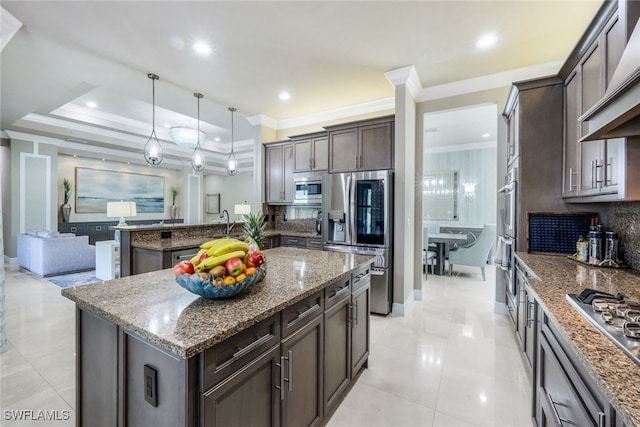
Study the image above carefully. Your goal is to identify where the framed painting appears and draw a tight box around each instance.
[206,193,220,214]
[75,168,165,213]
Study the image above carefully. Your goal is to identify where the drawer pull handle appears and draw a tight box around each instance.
[287,350,292,392]
[233,334,273,360]
[547,391,568,427]
[598,412,606,427]
[70,227,77,232]
[296,303,320,321]
[276,355,285,401]
[329,285,349,300]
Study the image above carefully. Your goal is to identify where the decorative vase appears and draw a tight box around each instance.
[61,204,71,223]
[170,205,177,220]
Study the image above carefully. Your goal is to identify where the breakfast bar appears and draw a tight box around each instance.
[62,247,374,427]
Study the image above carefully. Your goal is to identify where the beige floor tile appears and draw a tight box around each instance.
[1,387,75,427]
[432,411,481,427]
[326,381,436,427]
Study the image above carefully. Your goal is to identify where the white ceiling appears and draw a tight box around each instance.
[1,1,602,173]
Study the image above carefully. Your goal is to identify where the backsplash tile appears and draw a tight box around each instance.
[608,202,640,271]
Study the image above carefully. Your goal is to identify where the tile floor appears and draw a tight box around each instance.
[0,263,531,427]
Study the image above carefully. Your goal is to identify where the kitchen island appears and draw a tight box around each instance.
[62,247,374,427]
[515,253,640,427]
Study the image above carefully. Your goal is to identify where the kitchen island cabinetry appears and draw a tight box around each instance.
[514,253,640,427]
[63,248,374,427]
[266,142,295,204]
[292,132,328,172]
[326,115,394,173]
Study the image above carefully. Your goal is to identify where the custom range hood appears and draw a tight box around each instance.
[581,19,640,141]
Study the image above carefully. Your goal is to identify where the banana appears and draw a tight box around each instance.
[208,240,249,257]
[189,248,207,265]
[197,250,246,271]
[200,239,226,250]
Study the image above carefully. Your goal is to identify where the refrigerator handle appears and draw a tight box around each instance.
[350,175,357,246]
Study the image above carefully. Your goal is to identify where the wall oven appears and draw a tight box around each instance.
[498,167,517,303]
[293,176,322,205]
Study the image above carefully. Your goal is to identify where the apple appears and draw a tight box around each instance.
[224,257,244,277]
[246,251,265,268]
[199,252,209,263]
[173,260,195,276]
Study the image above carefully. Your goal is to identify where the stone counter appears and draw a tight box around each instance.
[516,253,640,427]
[62,247,374,358]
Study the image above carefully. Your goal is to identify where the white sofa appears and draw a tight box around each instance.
[17,231,96,277]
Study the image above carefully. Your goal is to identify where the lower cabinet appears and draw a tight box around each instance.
[351,281,370,376]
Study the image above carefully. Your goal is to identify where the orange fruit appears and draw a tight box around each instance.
[242,263,247,273]
[236,273,247,283]
[223,276,236,286]
[245,267,256,276]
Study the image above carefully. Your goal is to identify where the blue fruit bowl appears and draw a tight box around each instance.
[175,264,267,299]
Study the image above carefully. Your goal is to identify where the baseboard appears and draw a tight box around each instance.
[494,302,508,315]
[4,255,17,264]
[414,289,423,301]
[392,290,415,316]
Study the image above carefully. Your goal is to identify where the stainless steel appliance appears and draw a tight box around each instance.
[322,170,393,314]
[315,211,322,234]
[293,176,322,205]
[498,167,518,311]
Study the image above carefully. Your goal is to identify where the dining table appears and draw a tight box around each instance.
[428,233,469,275]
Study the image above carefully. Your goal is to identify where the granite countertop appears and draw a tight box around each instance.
[62,247,374,359]
[115,221,244,232]
[132,230,322,251]
[516,253,640,427]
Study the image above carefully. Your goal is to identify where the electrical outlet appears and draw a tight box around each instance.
[144,365,157,407]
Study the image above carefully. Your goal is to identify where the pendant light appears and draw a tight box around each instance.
[191,93,206,172]
[226,107,238,176]
[144,73,163,166]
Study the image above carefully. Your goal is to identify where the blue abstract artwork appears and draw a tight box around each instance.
[75,168,164,213]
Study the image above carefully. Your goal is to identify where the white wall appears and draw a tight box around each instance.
[203,172,255,223]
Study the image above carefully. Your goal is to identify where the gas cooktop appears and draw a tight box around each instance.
[566,289,640,367]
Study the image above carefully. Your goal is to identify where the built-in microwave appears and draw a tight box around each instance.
[293,177,322,205]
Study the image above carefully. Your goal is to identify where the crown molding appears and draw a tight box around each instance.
[4,130,64,146]
[1,6,22,52]
[417,61,563,102]
[246,114,278,129]
[384,65,423,98]
[277,97,395,130]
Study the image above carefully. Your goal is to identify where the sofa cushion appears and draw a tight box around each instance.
[36,230,60,238]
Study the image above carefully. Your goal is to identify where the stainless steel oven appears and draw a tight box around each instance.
[293,177,322,205]
[499,167,518,311]
[499,167,517,239]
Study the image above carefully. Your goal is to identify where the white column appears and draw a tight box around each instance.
[385,66,422,314]
[246,114,278,213]
[1,169,7,353]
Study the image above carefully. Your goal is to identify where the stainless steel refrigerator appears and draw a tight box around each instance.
[322,171,393,315]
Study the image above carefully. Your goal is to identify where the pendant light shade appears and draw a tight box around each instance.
[144,73,163,166]
[226,107,238,176]
[191,92,206,172]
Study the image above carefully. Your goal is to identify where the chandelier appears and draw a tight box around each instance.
[143,73,163,166]
[191,93,206,172]
[226,107,238,176]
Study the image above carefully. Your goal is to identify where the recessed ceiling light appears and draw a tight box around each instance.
[482,133,490,138]
[193,41,211,56]
[214,137,221,142]
[279,91,291,101]
[86,101,97,108]
[476,33,497,49]
[164,124,171,128]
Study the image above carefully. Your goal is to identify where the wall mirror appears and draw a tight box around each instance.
[423,170,459,221]
[206,193,220,214]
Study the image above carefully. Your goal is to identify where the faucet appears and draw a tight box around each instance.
[220,210,235,235]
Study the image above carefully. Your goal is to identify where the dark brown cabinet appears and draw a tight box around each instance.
[351,281,370,376]
[292,133,328,172]
[266,143,295,204]
[280,235,307,248]
[326,116,394,173]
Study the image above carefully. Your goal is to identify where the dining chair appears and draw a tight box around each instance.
[423,227,436,279]
[448,224,496,280]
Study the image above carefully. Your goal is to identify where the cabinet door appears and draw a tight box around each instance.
[323,295,351,415]
[358,122,393,171]
[563,70,580,197]
[580,41,604,138]
[312,137,329,171]
[579,141,604,195]
[523,289,535,370]
[604,13,625,89]
[329,129,359,173]
[266,145,284,203]
[602,138,623,194]
[281,314,323,427]
[283,145,295,203]
[515,268,525,350]
[202,345,281,427]
[351,283,370,376]
[293,140,313,172]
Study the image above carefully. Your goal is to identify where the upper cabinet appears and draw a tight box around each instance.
[562,4,640,202]
[265,142,294,204]
[292,132,328,172]
[326,115,394,173]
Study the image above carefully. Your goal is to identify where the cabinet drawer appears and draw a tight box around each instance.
[324,275,351,309]
[280,235,307,248]
[351,265,371,292]
[282,291,324,337]
[59,223,86,236]
[306,238,322,250]
[201,314,280,390]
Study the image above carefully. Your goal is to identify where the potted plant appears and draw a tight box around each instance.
[243,211,267,250]
[60,178,72,222]
[170,187,178,220]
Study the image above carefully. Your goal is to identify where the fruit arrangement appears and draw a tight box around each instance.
[173,237,266,299]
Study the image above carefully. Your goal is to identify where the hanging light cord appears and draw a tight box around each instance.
[230,107,235,155]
